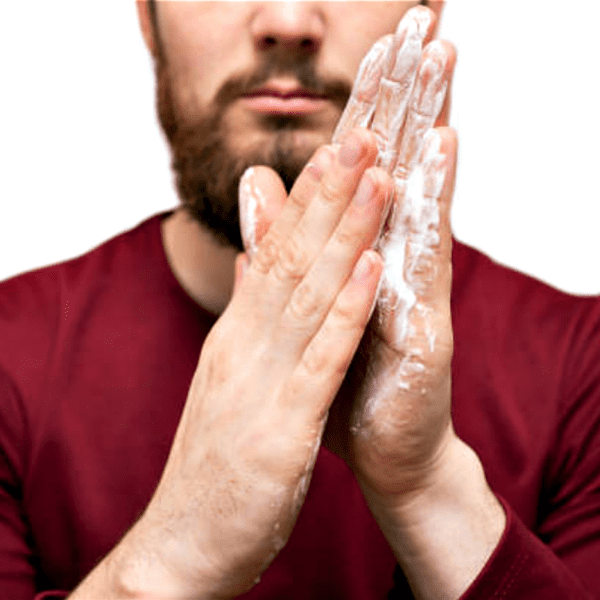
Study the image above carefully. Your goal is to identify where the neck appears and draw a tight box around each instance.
[161,208,238,315]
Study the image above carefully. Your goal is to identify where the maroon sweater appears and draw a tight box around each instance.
[0,213,598,599]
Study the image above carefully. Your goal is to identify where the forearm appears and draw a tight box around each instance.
[362,436,505,600]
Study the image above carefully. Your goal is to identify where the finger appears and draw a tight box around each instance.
[332,34,393,143]
[249,128,378,297]
[378,127,456,350]
[434,62,453,129]
[234,130,378,336]
[286,250,384,419]
[238,147,332,260]
[241,144,335,268]
[392,40,456,182]
[412,126,457,307]
[232,253,249,296]
[277,167,392,357]
[239,166,287,260]
[370,6,436,171]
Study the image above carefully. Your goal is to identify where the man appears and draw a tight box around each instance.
[0,2,598,599]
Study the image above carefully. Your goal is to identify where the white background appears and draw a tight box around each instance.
[1,2,599,294]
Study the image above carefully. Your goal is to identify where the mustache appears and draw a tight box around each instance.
[213,55,352,112]
[155,50,350,251]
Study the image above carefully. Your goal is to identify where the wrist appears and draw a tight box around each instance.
[104,517,223,600]
[405,438,501,524]
[68,521,219,600]
[362,435,506,599]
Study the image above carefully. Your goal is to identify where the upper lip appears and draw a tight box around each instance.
[242,82,325,100]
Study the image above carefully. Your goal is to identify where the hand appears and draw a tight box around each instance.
[120,131,393,599]
[237,11,507,599]
[238,6,458,504]
[330,8,458,504]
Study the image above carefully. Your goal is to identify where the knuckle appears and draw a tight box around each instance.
[288,280,325,321]
[273,234,309,283]
[334,218,364,248]
[301,344,330,378]
[252,232,281,274]
[330,300,360,328]
[287,187,308,214]
[318,178,344,207]
[302,339,350,383]
[330,293,368,334]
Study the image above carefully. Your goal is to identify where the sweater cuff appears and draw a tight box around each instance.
[34,592,68,600]
[459,495,591,599]
[388,495,592,599]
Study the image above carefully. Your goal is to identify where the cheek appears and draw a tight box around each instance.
[330,5,416,78]
[158,8,251,109]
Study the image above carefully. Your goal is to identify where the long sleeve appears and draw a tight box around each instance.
[388,246,600,598]
[388,497,595,599]
[0,371,69,600]
[0,367,37,598]
[461,497,594,599]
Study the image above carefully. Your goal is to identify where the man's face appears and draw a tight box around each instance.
[149,2,421,249]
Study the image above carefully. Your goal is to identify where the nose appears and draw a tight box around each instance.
[250,2,325,54]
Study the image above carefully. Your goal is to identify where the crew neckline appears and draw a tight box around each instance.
[148,210,221,322]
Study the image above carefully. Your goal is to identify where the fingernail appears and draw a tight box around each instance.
[305,146,334,180]
[239,167,260,254]
[353,172,376,206]
[339,131,366,167]
[352,252,373,282]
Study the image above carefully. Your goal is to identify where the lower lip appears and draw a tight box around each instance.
[240,95,328,115]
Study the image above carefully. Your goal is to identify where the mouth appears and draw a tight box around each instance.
[240,81,329,116]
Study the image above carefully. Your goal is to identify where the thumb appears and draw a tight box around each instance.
[239,166,287,260]
[232,252,249,296]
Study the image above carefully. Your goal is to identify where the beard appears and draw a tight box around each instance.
[154,49,351,251]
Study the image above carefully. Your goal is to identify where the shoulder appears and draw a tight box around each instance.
[452,238,600,329]
[0,212,169,397]
[1,212,166,320]
[451,238,600,408]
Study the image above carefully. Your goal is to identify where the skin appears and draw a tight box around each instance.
[147,2,420,153]
[69,3,505,599]
[152,1,431,315]
[236,9,506,598]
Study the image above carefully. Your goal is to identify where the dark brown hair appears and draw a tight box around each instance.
[148,0,157,31]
